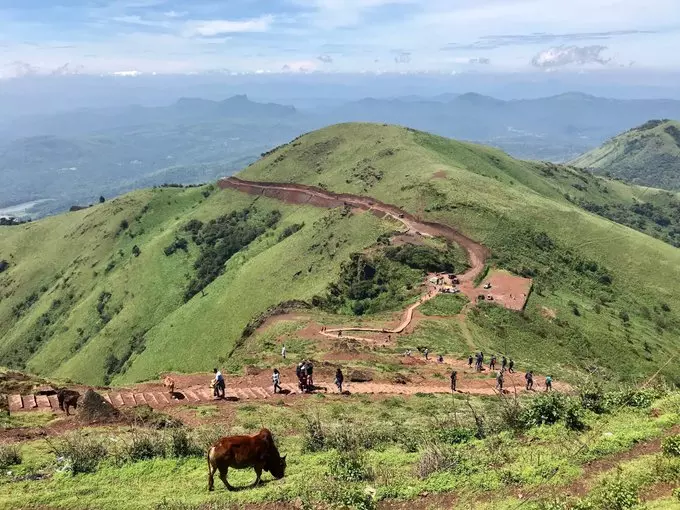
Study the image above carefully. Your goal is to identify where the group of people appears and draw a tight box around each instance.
[273,363,344,394]
[468,352,515,373]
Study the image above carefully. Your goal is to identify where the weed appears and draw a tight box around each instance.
[661,434,680,457]
[0,444,21,469]
[49,433,108,474]
[328,448,374,482]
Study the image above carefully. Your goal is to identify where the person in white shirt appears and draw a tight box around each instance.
[272,369,282,394]
[281,345,286,359]
[213,368,225,398]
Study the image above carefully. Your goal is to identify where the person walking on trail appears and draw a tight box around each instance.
[545,375,553,392]
[490,355,497,370]
[438,354,444,363]
[296,362,306,392]
[335,368,344,394]
[468,355,473,368]
[281,345,286,359]
[501,356,508,371]
[272,369,282,394]
[508,359,515,373]
[450,370,458,393]
[424,348,429,360]
[525,371,534,391]
[213,368,225,399]
[496,369,504,391]
[306,361,314,388]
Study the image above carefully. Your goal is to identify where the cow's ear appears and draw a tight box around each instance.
[282,455,287,461]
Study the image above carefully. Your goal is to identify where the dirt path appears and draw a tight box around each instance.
[220,177,513,340]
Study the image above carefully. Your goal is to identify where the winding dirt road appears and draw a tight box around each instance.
[219,177,497,338]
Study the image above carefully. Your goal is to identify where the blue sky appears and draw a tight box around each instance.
[1,0,679,78]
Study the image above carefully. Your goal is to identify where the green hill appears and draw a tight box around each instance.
[572,119,680,190]
[1,123,679,386]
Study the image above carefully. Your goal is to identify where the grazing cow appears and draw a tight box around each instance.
[207,428,287,491]
[57,389,80,416]
[163,376,175,396]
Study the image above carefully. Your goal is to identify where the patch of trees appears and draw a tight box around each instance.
[579,199,680,247]
[0,217,31,226]
[665,125,680,147]
[103,331,147,385]
[278,223,304,241]
[183,207,281,301]
[315,243,457,316]
[384,244,458,273]
[164,238,189,256]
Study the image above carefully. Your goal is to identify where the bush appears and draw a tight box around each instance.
[118,431,167,463]
[564,401,587,431]
[0,444,21,469]
[168,428,202,458]
[50,433,108,474]
[602,388,664,411]
[662,435,680,457]
[278,223,304,241]
[590,473,641,510]
[522,393,568,427]
[302,414,326,452]
[164,238,189,256]
[416,444,461,479]
[328,448,374,482]
[437,427,475,445]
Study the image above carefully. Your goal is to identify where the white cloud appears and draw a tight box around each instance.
[183,16,274,37]
[164,11,187,18]
[111,70,143,76]
[531,45,610,68]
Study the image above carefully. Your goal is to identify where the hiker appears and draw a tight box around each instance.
[306,361,314,388]
[272,369,282,394]
[501,356,508,371]
[496,369,504,391]
[508,359,515,373]
[424,348,429,360]
[468,355,473,368]
[490,355,496,370]
[335,368,344,394]
[525,371,534,391]
[388,334,391,342]
[281,345,286,359]
[407,349,412,357]
[438,354,444,363]
[545,375,553,392]
[297,362,307,392]
[338,330,342,337]
[475,353,482,372]
[213,368,225,399]
[450,370,457,392]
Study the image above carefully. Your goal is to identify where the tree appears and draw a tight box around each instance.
[99,196,106,203]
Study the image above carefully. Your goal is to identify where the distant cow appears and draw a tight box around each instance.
[207,428,287,491]
[163,376,175,395]
[57,389,80,416]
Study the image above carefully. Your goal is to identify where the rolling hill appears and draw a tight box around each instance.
[1,123,679,387]
[573,119,680,190]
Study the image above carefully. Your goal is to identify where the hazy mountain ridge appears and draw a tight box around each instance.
[573,119,680,190]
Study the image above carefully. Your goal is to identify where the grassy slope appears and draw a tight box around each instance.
[572,119,680,189]
[2,391,679,509]
[2,122,680,385]
[238,123,680,383]
[0,185,390,385]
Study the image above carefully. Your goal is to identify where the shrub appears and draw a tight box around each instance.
[50,433,108,474]
[416,444,462,479]
[522,393,568,427]
[328,448,373,482]
[132,245,141,257]
[662,435,680,457]
[602,388,664,411]
[164,238,189,256]
[437,427,475,445]
[302,414,326,452]
[121,431,167,463]
[590,473,641,510]
[278,223,304,241]
[564,401,587,431]
[168,428,202,458]
[0,444,21,469]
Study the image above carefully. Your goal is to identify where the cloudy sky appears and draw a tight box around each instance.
[1,0,679,78]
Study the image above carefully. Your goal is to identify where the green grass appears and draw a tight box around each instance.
[2,389,679,509]
[420,294,469,316]
[573,119,680,190]
[237,123,680,384]
[2,123,680,386]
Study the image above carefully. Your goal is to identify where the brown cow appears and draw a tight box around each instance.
[207,428,286,491]
[57,389,80,416]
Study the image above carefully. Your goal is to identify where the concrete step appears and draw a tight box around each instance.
[8,394,23,412]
